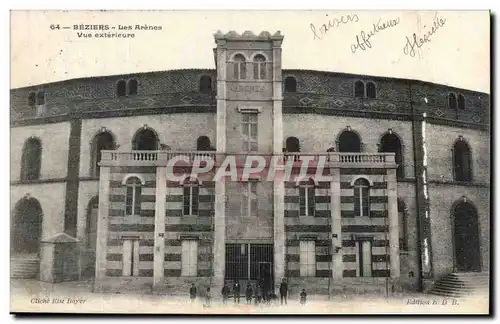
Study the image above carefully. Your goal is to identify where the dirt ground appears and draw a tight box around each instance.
[10,279,490,315]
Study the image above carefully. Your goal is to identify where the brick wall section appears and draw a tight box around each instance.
[105,166,157,277]
[284,180,331,278]
[164,179,215,278]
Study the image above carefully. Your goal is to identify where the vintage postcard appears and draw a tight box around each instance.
[9,10,490,315]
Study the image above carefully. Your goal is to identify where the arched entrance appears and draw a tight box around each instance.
[380,132,404,178]
[11,197,43,256]
[337,130,361,152]
[196,136,211,151]
[91,131,115,177]
[82,196,99,278]
[453,200,481,272]
[132,127,159,151]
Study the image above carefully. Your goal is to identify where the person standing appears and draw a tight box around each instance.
[204,287,212,308]
[245,283,253,305]
[300,289,307,305]
[189,283,197,303]
[279,278,288,305]
[221,282,230,305]
[232,280,241,304]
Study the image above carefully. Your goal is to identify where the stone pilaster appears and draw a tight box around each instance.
[153,166,167,288]
[273,178,285,292]
[212,33,228,291]
[213,179,226,289]
[387,168,401,280]
[272,40,283,155]
[95,166,110,279]
[215,40,227,153]
[330,168,343,281]
[411,111,434,289]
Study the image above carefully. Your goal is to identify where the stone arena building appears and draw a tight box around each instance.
[10,31,490,296]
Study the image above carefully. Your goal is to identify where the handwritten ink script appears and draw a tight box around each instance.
[403,14,446,57]
[310,14,359,40]
[350,17,400,53]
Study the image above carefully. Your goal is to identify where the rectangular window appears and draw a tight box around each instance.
[242,113,258,152]
[183,185,199,216]
[122,239,140,276]
[181,240,198,276]
[299,240,316,277]
[354,187,370,217]
[299,186,315,216]
[125,185,141,216]
[355,240,372,277]
[241,182,258,217]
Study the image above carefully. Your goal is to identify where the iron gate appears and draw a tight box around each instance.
[225,243,273,283]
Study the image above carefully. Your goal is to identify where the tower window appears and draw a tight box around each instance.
[252,54,266,80]
[233,54,247,80]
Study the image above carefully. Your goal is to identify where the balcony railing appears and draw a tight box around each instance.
[100,151,396,168]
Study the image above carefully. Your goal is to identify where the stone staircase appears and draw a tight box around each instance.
[11,257,40,279]
[428,272,490,297]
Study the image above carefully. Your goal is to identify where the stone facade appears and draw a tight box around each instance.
[10,30,490,295]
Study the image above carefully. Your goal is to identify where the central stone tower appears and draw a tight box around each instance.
[212,31,285,291]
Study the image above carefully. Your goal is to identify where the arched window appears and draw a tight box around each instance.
[86,196,99,250]
[233,54,246,80]
[36,91,45,105]
[20,137,42,181]
[127,79,138,95]
[125,177,142,216]
[458,94,466,110]
[453,139,472,182]
[448,93,457,110]
[117,80,127,97]
[196,136,211,151]
[354,81,365,98]
[285,136,300,162]
[199,75,212,94]
[354,178,370,217]
[284,76,297,92]
[398,199,407,251]
[285,137,300,152]
[299,179,315,216]
[338,130,362,153]
[132,127,159,151]
[253,54,266,80]
[91,131,115,177]
[379,132,403,178]
[183,178,199,216]
[28,92,36,106]
[366,82,376,99]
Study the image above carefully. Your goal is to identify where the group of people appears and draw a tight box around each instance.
[189,278,308,308]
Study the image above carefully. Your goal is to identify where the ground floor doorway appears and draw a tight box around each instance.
[225,243,274,292]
